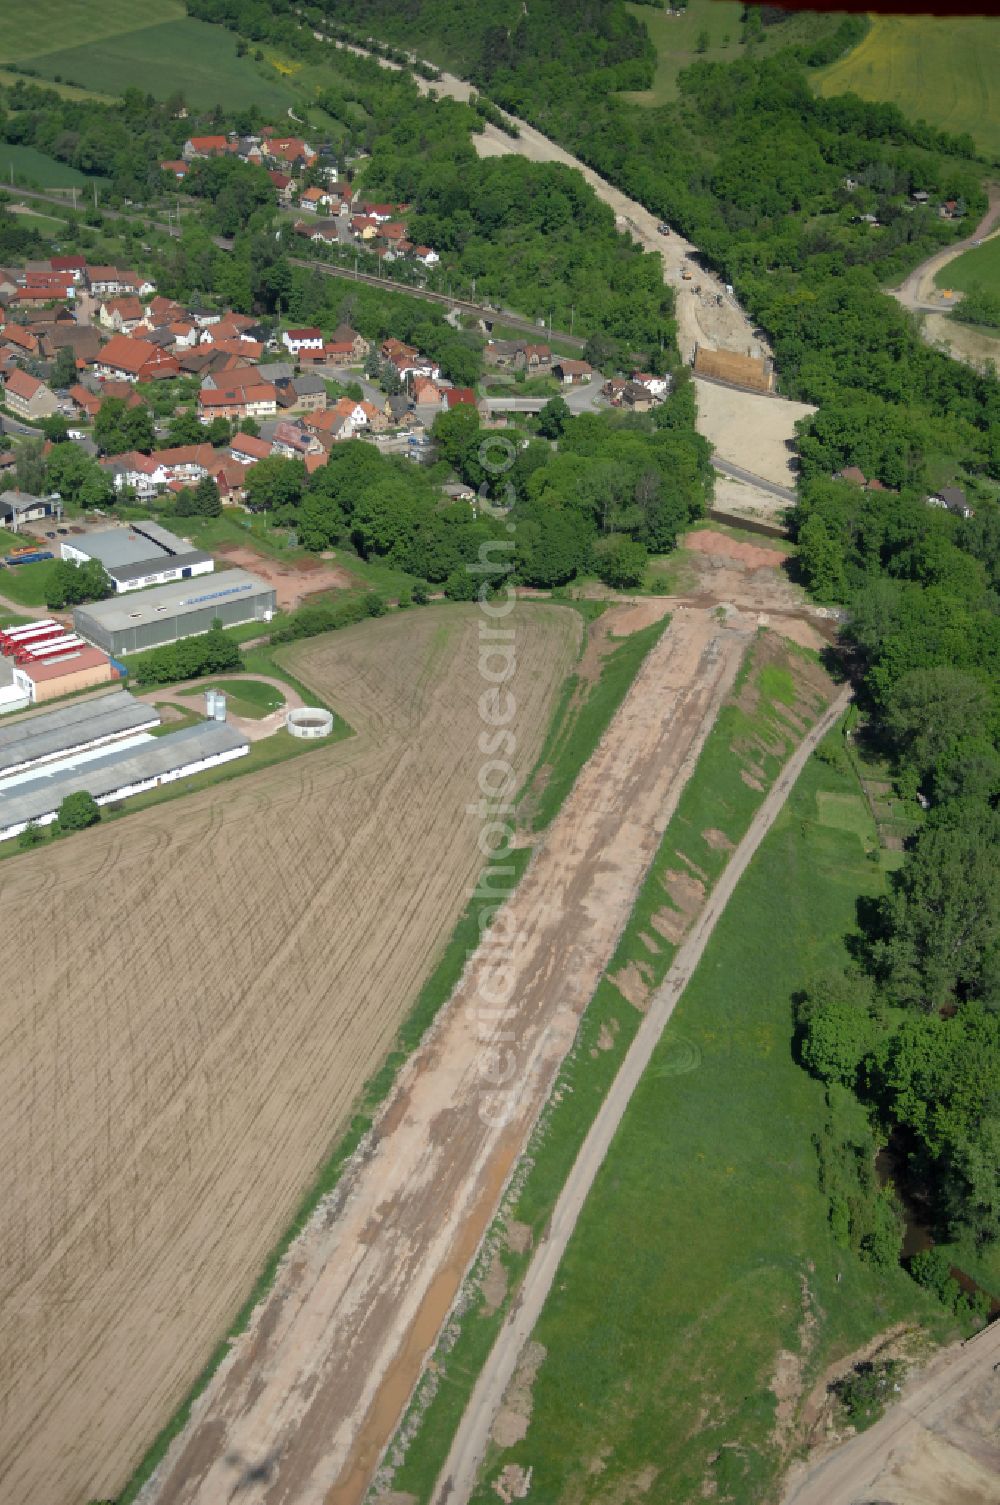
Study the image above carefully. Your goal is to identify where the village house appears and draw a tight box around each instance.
[3,368,60,421]
[928,485,974,518]
[619,380,654,413]
[229,432,273,467]
[41,322,102,369]
[323,339,356,367]
[95,334,178,384]
[553,358,594,385]
[67,383,102,419]
[182,134,231,160]
[358,399,388,432]
[50,255,87,284]
[102,451,161,500]
[268,170,297,206]
[271,420,324,460]
[412,376,445,409]
[299,186,333,213]
[332,324,369,361]
[289,373,327,412]
[444,387,478,410]
[212,457,251,506]
[484,340,524,368]
[631,371,669,400]
[519,343,551,372]
[98,296,146,334]
[197,380,278,423]
[282,326,324,357]
[413,246,440,268]
[265,137,316,170]
[86,266,152,298]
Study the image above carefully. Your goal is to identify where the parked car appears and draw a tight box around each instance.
[56,527,68,535]
[657,222,670,235]
[45,531,57,538]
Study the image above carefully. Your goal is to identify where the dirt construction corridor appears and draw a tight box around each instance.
[142,606,753,1505]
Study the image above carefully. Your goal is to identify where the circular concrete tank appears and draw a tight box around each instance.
[286,707,334,739]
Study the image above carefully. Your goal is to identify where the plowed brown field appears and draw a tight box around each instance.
[0,604,580,1505]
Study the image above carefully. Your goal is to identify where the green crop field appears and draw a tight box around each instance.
[935,233,1000,298]
[20,19,296,113]
[0,0,185,65]
[465,747,943,1505]
[0,144,95,189]
[815,16,1000,162]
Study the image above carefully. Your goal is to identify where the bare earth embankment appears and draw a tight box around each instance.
[0,605,578,1505]
[140,606,753,1505]
[782,1323,1000,1505]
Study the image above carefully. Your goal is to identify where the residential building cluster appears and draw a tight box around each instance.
[0,252,472,504]
[163,128,440,269]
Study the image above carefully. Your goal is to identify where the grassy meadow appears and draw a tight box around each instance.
[0,559,55,607]
[935,233,1000,298]
[815,15,1000,162]
[621,1,854,109]
[463,740,942,1505]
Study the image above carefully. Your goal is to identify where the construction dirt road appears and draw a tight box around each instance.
[781,1322,1000,1505]
[322,27,801,472]
[431,680,853,1504]
[140,606,754,1505]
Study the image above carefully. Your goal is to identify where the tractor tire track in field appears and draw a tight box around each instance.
[142,607,752,1505]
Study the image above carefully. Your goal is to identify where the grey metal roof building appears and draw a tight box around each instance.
[74,570,277,656]
[0,688,158,777]
[61,522,215,593]
[0,720,249,839]
[61,524,185,570]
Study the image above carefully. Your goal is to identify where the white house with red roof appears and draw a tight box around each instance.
[183,135,231,160]
[229,432,273,467]
[281,327,324,356]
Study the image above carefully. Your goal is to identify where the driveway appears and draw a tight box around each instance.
[135,673,304,743]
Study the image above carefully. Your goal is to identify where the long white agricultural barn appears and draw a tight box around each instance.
[0,688,158,779]
[0,720,249,841]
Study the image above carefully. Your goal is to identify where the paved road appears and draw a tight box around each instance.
[712,456,797,504]
[781,1321,1000,1505]
[430,683,854,1505]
